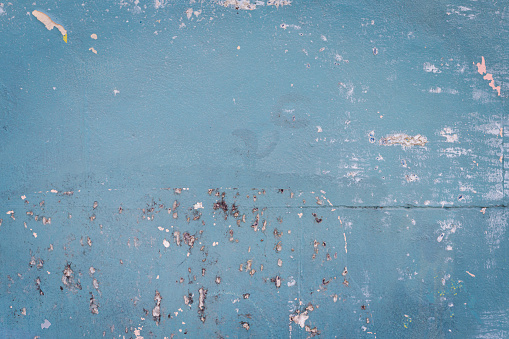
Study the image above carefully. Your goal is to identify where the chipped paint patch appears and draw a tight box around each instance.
[218,0,291,10]
[32,10,67,42]
[405,174,419,182]
[475,57,501,96]
[291,312,309,328]
[90,293,99,314]
[379,134,428,147]
[153,290,162,324]
[198,287,207,322]
[134,326,144,339]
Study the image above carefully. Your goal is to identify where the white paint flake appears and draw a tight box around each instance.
[423,62,441,73]
[41,319,51,329]
[291,312,309,328]
[440,127,458,142]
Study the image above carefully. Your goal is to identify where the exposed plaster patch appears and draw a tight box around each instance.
[153,290,162,324]
[90,293,99,314]
[379,134,428,147]
[271,275,281,288]
[35,277,44,295]
[198,287,207,322]
[61,263,81,290]
[475,57,501,96]
[218,0,291,10]
[405,174,419,182]
[290,312,309,328]
[174,231,181,246]
[184,293,193,306]
[183,232,196,248]
[437,233,444,242]
[134,326,144,339]
[32,10,67,42]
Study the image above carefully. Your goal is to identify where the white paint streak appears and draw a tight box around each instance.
[423,62,441,73]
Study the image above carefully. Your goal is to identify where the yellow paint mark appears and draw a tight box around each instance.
[63,34,67,43]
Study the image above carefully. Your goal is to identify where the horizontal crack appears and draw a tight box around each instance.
[263,204,508,210]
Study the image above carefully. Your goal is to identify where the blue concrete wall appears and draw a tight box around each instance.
[0,1,508,338]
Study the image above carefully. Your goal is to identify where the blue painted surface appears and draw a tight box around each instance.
[0,1,508,338]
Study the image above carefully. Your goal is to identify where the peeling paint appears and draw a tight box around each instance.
[198,287,207,323]
[32,10,67,42]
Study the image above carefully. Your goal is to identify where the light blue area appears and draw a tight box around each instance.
[0,0,508,338]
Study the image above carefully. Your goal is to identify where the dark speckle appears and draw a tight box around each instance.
[312,213,322,223]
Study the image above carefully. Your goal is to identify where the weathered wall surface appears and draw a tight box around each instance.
[0,1,507,338]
